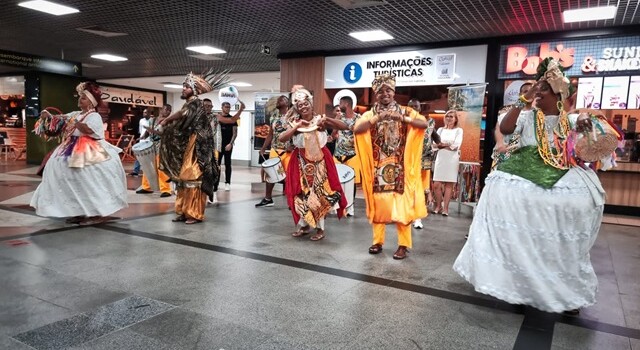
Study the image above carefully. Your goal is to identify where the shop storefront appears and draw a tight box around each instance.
[496,35,640,214]
[98,84,165,141]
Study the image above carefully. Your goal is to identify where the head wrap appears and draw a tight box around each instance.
[76,82,102,107]
[371,73,396,93]
[535,58,574,102]
[292,88,313,108]
[183,68,231,96]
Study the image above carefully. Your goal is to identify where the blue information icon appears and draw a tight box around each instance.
[343,62,362,84]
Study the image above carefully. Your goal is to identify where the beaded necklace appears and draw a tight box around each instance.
[533,108,571,170]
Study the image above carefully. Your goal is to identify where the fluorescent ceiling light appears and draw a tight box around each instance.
[18,0,79,15]
[563,6,617,23]
[231,82,252,87]
[186,46,226,54]
[349,30,393,42]
[163,84,183,89]
[91,54,127,62]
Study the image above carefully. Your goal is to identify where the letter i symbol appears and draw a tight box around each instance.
[350,65,356,81]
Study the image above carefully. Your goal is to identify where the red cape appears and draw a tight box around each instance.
[285,147,347,224]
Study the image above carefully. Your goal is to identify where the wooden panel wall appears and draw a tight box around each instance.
[280,57,331,114]
[599,168,640,207]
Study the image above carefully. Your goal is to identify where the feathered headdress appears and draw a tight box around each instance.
[183,68,231,95]
[372,73,396,93]
[535,58,574,102]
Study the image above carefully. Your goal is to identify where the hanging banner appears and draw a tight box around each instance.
[447,83,486,163]
[324,45,486,88]
[0,49,82,76]
[254,92,286,151]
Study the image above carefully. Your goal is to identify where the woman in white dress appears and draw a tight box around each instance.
[432,110,463,216]
[30,82,128,225]
[453,58,617,314]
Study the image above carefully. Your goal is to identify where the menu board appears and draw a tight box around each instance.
[601,76,630,110]
[627,76,640,109]
[576,77,603,109]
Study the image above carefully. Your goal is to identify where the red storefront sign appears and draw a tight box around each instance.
[506,43,576,75]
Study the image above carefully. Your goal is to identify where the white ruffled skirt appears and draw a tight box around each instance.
[30,140,128,218]
[453,168,605,313]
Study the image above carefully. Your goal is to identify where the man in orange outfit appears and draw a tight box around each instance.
[354,74,428,259]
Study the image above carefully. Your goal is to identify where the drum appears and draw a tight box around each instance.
[336,164,355,209]
[262,157,286,183]
[132,140,159,191]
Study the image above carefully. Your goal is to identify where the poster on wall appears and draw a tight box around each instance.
[627,76,640,109]
[435,53,456,81]
[253,92,285,151]
[601,76,630,109]
[576,77,603,109]
[447,83,485,163]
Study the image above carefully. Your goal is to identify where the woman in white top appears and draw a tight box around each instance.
[432,110,463,216]
[30,82,128,225]
[453,58,617,314]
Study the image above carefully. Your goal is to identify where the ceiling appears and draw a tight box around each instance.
[1,0,639,82]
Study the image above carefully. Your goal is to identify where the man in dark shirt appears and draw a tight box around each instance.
[218,101,245,191]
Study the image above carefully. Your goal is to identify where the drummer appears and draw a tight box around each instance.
[329,93,361,217]
[137,104,173,197]
[255,95,291,208]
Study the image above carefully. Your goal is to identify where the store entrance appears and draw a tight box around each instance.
[0,75,26,161]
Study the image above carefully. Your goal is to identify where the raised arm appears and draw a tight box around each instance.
[219,101,245,124]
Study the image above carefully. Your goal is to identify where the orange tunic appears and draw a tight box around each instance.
[355,107,427,225]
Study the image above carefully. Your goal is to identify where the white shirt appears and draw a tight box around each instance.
[139,118,150,139]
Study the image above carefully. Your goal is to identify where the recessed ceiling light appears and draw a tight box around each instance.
[349,30,393,42]
[563,6,617,23]
[163,84,183,89]
[231,82,252,87]
[18,0,79,15]
[186,46,226,55]
[91,54,127,62]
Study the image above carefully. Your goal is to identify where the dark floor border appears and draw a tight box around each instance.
[604,204,640,217]
[512,308,556,350]
[101,224,640,341]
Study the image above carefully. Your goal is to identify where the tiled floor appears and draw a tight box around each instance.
[0,160,639,350]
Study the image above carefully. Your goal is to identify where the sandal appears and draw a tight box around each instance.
[368,244,383,254]
[563,309,580,316]
[65,216,85,224]
[292,225,310,237]
[393,246,409,260]
[310,229,325,241]
[79,216,108,226]
[185,218,202,225]
[172,215,186,222]
[431,207,442,214]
